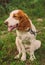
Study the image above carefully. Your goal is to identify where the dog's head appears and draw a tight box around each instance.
[4,10,31,32]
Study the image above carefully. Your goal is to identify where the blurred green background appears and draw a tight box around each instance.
[0,0,45,18]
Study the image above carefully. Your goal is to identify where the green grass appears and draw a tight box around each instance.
[0,17,45,65]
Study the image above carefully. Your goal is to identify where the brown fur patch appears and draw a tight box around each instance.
[17,10,31,31]
[13,10,31,31]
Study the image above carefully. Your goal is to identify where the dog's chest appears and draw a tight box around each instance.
[16,30,30,39]
[16,30,35,41]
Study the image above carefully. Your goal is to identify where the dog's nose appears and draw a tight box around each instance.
[4,21,8,25]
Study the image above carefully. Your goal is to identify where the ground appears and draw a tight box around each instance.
[0,17,45,65]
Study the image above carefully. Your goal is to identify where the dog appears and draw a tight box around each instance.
[4,10,41,61]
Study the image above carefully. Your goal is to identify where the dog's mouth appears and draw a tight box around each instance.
[8,25,16,32]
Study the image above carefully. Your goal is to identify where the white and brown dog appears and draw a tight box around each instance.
[4,10,41,61]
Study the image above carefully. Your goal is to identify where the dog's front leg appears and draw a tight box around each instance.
[18,39,26,61]
[29,45,36,61]
[29,40,36,61]
[14,37,22,59]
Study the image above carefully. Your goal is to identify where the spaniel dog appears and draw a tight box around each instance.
[4,10,41,61]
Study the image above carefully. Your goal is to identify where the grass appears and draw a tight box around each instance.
[0,16,45,65]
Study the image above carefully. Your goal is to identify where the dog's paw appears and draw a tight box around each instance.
[30,55,36,61]
[14,54,20,59]
[21,55,26,61]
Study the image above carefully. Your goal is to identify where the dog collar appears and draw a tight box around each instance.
[27,28,36,35]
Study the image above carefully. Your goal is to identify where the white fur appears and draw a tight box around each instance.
[5,17,19,26]
[10,10,19,16]
[16,29,41,61]
[5,10,19,31]
[4,10,41,61]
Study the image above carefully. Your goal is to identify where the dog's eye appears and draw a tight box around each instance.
[13,14,17,18]
[16,23,18,27]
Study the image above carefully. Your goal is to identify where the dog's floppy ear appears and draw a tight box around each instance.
[17,10,31,31]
